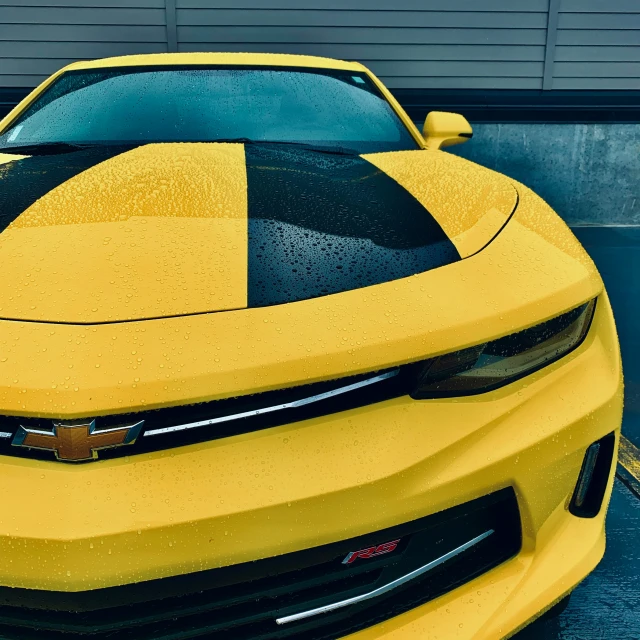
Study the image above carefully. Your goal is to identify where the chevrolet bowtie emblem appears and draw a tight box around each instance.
[11,419,144,462]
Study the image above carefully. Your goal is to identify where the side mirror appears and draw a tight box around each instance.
[422,111,473,150]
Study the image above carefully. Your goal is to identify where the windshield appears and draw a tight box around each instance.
[0,66,419,155]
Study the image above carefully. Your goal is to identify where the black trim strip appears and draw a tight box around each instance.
[4,88,640,124]
[395,89,640,124]
[0,88,30,118]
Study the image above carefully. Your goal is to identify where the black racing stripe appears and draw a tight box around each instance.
[245,146,460,307]
[0,146,138,235]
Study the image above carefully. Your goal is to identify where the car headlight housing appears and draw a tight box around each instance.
[411,298,596,398]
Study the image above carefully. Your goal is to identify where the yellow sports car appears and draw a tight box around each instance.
[0,53,623,639]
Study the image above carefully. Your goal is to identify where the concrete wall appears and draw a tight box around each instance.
[448,123,640,226]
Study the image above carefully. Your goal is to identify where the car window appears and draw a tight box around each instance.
[0,67,419,154]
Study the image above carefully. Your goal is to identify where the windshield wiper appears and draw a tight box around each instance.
[205,138,357,156]
[0,139,358,157]
[0,142,116,156]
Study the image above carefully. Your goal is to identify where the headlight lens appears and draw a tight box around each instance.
[411,298,596,398]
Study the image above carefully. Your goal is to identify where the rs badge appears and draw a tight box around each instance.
[342,539,401,565]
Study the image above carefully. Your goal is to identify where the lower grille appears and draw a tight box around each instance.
[0,489,521,640]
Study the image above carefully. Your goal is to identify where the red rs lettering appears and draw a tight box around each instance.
[343,547,376,564]
[375,540,399,554]
[342,539,401,565]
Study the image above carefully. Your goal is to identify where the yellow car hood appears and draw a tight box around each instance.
[0,143,516,324]
[0,175,601,418]
[0,144,248,323]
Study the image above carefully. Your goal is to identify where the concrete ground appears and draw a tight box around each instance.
[513,227,640,640]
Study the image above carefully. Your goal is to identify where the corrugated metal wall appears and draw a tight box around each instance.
[175,0,548,89]
[555,0,640,89]
[0,0,638,90]
[0,1,167,87]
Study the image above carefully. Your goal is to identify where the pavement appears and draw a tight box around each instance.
[513,227,640,640]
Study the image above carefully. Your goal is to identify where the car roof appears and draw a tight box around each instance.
[63,52,366,73]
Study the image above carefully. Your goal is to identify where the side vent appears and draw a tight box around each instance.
[569,433,616,518]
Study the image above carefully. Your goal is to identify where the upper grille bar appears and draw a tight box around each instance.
[0,365,412,461]
[143,370,399,437]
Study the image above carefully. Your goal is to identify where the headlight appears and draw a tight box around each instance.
[411,298,596,398]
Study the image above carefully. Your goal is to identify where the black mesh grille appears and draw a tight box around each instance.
[0,488,521,639]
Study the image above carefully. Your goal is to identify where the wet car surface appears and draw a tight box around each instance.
[0,64,630,636]
[514,227,640,640]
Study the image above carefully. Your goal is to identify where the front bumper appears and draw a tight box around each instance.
[348,491,608,640]
[0,288,623,639]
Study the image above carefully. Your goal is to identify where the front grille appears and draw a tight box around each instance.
[0,489,521,639]
[0,366,414,462]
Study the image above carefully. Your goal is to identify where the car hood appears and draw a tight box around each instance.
[0,143,516,324]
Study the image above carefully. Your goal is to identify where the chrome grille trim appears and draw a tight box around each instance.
[143,369,400,437]
[275,529,494,625]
